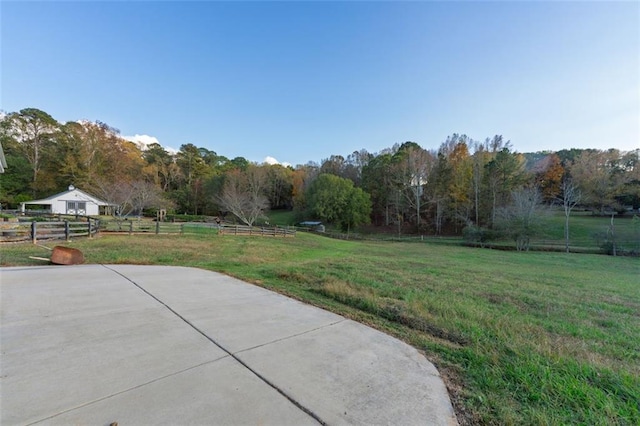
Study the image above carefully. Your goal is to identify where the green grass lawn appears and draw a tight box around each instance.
[266,209,299,226]
[1,233,638,425]
[459,209,639,254]
[538,210,639,249]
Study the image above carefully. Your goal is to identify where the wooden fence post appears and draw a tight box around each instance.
[129,221,133,236]
[155,220,160,235]
[65,221,70,241]
[31,221,37,244]
[88,219,93,238]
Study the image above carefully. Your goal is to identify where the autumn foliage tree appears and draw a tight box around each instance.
[570,150,622,214]
[447,140,474,227]
[533,153,565,202]
[3,108,59,194]
[2,106,638,248]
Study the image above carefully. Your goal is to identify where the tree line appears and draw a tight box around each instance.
[1,108,639,240]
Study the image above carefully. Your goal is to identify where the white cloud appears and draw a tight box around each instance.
[124,134,177,155]
[263,156,291,167]
[124,134,159,149]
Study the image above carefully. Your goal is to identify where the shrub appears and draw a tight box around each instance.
[463,225,500,247]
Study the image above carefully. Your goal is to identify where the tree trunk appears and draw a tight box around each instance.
[473,160,480,226]
[491,189,497,227]
[416,188,421,227]
[435,199,443,235]
[610,213,616,256]
[385,203,389,226]
[564,210,570,253]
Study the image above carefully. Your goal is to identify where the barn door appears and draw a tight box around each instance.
[67,201,87,215]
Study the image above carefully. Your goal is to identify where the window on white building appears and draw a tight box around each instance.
[67,201,86,215]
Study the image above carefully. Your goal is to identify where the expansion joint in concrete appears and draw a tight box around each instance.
[234,318,347,355]
[25,359,226,426]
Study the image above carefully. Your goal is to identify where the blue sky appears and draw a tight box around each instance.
[2,1,638,166]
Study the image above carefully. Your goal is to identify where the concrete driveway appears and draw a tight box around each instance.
[1,265,457,425]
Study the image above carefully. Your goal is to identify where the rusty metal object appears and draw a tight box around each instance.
[50,246,85,265]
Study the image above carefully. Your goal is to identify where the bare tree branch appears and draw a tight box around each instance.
[217,167,269,226]
[497,187,545,251]
[557,179,581,253]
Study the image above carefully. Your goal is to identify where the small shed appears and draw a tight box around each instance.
[20,185,109,216]
[299,221,325,232]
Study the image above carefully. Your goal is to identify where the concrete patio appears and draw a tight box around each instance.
[0,264,457,425]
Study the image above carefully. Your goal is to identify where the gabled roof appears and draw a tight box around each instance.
[22,186,110,206]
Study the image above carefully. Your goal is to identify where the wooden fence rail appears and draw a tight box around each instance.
[218,224,296,237]
[0,219,99,243]
[97,221,296,237]
[99,221,216,235]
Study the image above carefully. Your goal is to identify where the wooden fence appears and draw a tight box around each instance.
[98,221,295,237]
[101,220,186,235]
[99,221,219,235]
[0,219,295,243]
[218,224,296,237]
[0,219,99,243]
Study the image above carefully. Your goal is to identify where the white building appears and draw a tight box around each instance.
[20,185,109,216]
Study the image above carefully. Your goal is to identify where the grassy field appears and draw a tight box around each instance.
[264,208,640,254]
[535,210,640,252]
[266,209,299,226]
[1,233,639,425]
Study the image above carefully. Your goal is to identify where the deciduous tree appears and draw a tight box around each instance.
[175,143,211,214]
[130,180,167,215]
[471,143,490,226]
[533,153,565,202]
[320,155,346,177]
[570,150,620,214]
[446,139,473,228]
[0,122,32,207]
[426,152,452,235]
[305,174,371,232]
[497,187,545,251]
[485,147,527,226]
[345,149,372,186]
[557,179,581,253]
[217,165,270,226]
[265,164,293,209]
[362,153,394,226]
[391,142,434,228]
[143,143,179,191]
[3,108,59,193]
